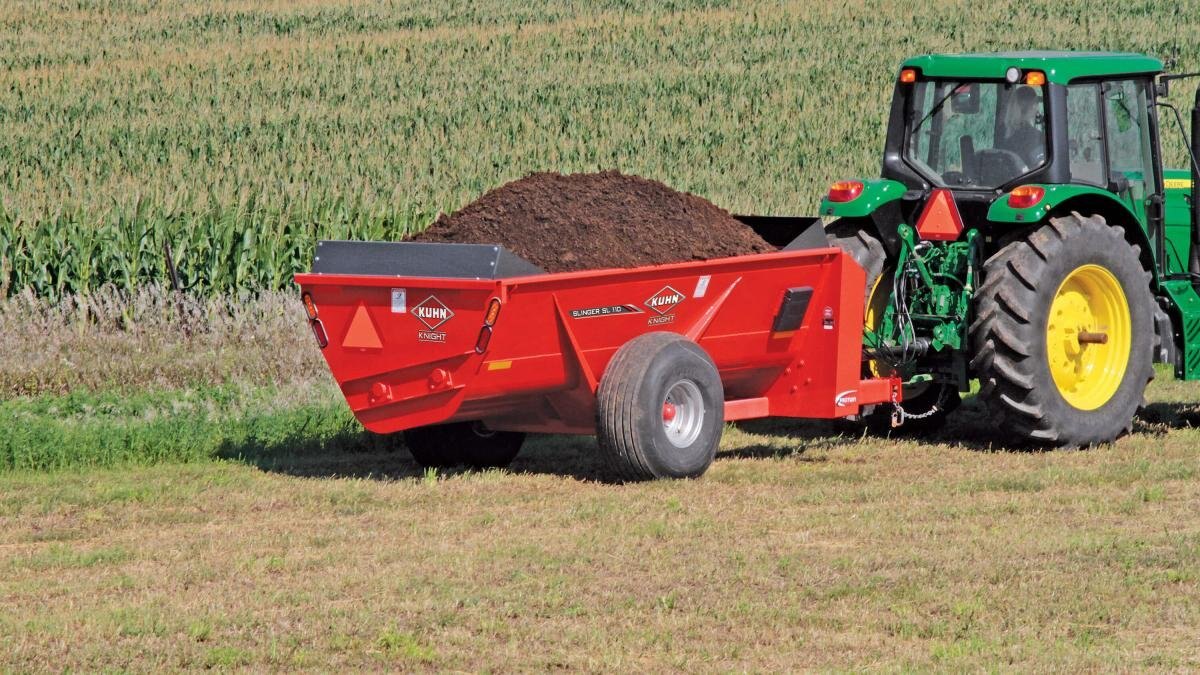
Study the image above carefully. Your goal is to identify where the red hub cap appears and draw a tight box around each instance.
[662,402,677,422]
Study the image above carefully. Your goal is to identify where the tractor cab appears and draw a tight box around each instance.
[828,52,1178,256]
[821,51,1200,447]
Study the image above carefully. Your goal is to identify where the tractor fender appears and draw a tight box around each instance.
[820,178,908,255]
[819,178,906,219]
[988,184,1156,282]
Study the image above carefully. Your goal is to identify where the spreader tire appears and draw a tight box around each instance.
[404,422,525,469]
[597,332,724,481]
[970,213,1154,446]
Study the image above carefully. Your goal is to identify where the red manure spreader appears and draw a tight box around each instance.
[295,222,899,480]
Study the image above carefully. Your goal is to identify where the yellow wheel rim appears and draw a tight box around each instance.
[1046,264,1131,410]
[864,270,890,378]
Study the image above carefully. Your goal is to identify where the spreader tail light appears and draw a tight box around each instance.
[302,292,319,320]
[484,298,502,326]
[1007,185,1046,209]
[310,319,329,349]
[474,326,493,354]
[828,180,865,203]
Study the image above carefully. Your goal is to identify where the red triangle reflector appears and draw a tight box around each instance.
[342,305,382,349]
[915,189,964,241]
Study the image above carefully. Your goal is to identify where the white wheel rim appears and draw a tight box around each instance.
[662,379,705,448]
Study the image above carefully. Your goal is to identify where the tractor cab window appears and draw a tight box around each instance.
[905,80,1047,189]
[1102,79,1154,203]
[1066,83,1106,186]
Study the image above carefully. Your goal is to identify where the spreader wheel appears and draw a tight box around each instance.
[404,422,525,469]
[596,332,724,481]
[970,213,1154,446]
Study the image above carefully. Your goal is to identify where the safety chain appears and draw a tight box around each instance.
[890,385,948,428]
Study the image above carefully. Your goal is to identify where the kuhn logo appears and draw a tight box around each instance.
[835,390,857,407]
[411,296,454,330]
[645,286,685,315]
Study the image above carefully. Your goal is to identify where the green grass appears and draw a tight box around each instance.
[0,381,361,471]
[0,376,1197,670]
[3,0,1199,298]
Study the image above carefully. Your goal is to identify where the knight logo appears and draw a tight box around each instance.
[648,283,686,324]
[412,296,454,342]
[835,390,857,407]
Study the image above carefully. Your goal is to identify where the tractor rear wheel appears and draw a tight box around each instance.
[596,332,724,481]
[404,422,525,469]
[825,220,959,432]
[970,213,1154,446]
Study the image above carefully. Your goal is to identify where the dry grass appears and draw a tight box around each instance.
[0,286,320,396]
[1,377,1198,671]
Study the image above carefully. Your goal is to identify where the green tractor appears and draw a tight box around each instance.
[823,51,1200,445]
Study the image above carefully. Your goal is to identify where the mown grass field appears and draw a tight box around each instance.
[2,374,1198,670]
[3,0,1200,297]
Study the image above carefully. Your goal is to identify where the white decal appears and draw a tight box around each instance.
[411,295,454,330]
[694,275,711,298]
[391,288,407,314]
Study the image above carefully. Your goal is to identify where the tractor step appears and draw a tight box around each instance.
[1161,279,1200,380]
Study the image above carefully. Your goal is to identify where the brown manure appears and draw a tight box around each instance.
[411,171,773,272]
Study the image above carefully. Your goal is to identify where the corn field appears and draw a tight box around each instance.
[3,0,1199,299]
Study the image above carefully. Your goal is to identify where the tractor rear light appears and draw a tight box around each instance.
[899,68,918,84]
[302,292,319,320]
[1007,185,1045,209]
[474,325,493,354]
[1023,70,1046,86]
[484,298,502,326]
[310,319,329,349]
[828,180,864,203]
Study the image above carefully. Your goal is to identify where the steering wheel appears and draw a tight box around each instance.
[974,148,1029,185]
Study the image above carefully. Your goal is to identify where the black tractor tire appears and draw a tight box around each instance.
[969,213,1155,446]
[825,219,887,309]
[596,332,724,481]
[404,422,525,469]
[825,220,958,433]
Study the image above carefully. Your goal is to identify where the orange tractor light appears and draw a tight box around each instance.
[1007,185,1046,209]
[899,68,918,84]
[827,180,864,203]
[1023,70,1046,86]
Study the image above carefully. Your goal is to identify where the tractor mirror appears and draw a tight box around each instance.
[950,83,980,114]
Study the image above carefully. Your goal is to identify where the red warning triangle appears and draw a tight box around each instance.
[342,304,382,349]
[915,188,964,241]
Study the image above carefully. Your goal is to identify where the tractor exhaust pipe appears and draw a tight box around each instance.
[1191,85,1200,275]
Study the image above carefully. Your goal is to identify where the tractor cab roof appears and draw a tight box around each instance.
[900,51,1163,85]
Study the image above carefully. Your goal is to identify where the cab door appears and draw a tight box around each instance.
[1100,78,1166,266]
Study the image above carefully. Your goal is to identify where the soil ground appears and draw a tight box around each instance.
[412,171,774,272]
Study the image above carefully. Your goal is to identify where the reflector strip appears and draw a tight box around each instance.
[343,305,383,349]
[914,189,964,241]
[486,360,513,371]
